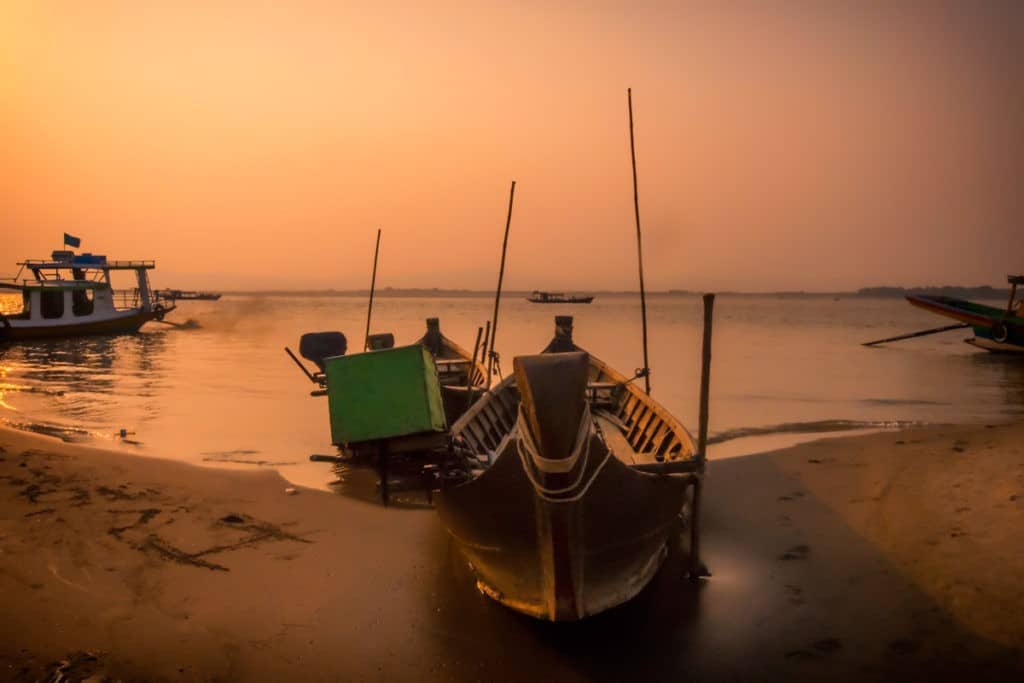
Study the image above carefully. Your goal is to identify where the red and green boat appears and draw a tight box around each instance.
[906,275,1024,353]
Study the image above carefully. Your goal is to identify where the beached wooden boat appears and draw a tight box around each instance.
[526,291,595,304]
[0,251,176,342]
[436,316,706,621]
[290,317,489,484]
[907,276,1024,353]
[415,318,489,425]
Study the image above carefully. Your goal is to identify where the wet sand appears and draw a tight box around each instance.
[1,423,1022,681]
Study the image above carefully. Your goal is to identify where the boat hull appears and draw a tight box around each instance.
[1,309,158,341]
[964,335,1024,354]
[437,435,689,621]
[907,295,1024,352]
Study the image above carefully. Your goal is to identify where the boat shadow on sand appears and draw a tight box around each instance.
[416,454,1023,682]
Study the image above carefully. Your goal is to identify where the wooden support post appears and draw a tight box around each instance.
[688,478,709,579]
[697,293,715,463]
[378,442,390,506]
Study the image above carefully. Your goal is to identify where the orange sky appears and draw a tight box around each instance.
[2,1,1021,291]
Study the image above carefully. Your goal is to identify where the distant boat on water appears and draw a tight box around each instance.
[0,249,176,341]
[526,290,594,304]
[160,289,222,301]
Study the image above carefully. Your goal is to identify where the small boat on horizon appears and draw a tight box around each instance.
[526,291,595,304]
[0,250,176,342]
[906,275,1024,353]
[159,289,222,301]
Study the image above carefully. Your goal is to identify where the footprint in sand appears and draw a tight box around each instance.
[779,544,811,561]
[784,637,842,661]
[812,638,842,654]
[888,638,921,655]
[783,584,805,605]
[784,649,817,661]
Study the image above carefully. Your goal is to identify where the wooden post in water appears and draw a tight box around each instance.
[697,293,715,462]
[363,229,382,351]
[486,181,516,389]
[627,88,652,395]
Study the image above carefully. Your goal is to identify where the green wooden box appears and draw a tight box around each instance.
[324,344,446,446]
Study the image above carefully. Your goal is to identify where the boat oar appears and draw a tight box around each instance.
[862,322,969,347]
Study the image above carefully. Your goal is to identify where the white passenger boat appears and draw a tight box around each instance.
[0,250,175,341]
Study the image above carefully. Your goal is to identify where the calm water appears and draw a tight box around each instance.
[1,294,1022,490]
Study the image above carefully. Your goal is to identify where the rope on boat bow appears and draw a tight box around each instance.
[515,401,613,503]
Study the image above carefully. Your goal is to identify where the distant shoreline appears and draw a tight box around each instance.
[213,286,1012,299]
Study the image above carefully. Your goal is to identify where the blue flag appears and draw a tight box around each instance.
[63,232,81,248]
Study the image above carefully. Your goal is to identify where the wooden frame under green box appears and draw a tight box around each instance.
[325,344,447,446]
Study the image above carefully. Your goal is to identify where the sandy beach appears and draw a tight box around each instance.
[2,423,1023,682]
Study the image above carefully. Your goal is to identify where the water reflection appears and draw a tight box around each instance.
[0,330,171,442]
[2,295,1024,487]
[328,459,437,508]
[968,352,1024,418]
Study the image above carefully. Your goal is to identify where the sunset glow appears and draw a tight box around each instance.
[3,1,1020,291]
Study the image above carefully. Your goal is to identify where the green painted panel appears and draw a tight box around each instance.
[325,344,446,446]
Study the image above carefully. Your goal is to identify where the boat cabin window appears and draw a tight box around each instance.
[41,289,65,319]
[72,288,95,316]
[13,290,31,319]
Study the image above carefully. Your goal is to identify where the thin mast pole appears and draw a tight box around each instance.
[628,88,651,395]
[486,181,516,388]
[363,228,382,351]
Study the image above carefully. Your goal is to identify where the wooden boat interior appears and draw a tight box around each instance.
[451,316,697,472]
[416,318,487,390]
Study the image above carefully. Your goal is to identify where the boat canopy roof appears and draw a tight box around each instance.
[18,252,156,271]
[1008,275,1024,285]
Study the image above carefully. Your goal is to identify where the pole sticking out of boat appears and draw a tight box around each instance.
[627,88,651,395]
[697,293,715,463]
[486,181,516,389]
[861,322,969,347]
[363,228,382,351]
[480,319,491,381]
[466,326,484,413]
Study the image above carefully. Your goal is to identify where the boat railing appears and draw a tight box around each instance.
[17,279,106,289]
[19,259,157,270]
[103,259,157,269]
[112,288,142,309]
